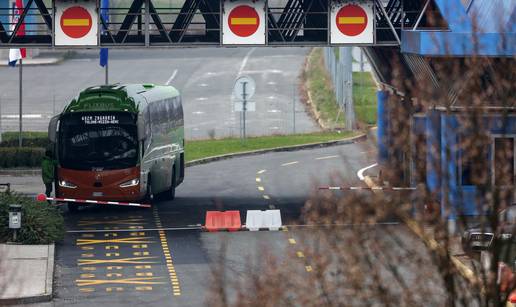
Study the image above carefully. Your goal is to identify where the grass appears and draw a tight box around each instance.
[1,131,48,141]
[353,72,377,125]
[304,48,345,128]
[185,131,358,162]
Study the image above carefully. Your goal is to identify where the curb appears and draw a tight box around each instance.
[0,134,367,176]
[0,244,55,305]
[185,133,366,167]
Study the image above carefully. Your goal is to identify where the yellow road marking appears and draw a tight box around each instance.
[82,267,96,271]
[104,233,118,237]
[288,238,296,244]
[258,186,265,191]
[106,253,120,257]
[77,237,154,246]
[153,207,181,297]
[136,272,153,277]
[305,265,313,272]
[78,256,159,266]
[135,286,153,291]
[107,266,123,270]
[281,161,299,166]
[81,253,94,258]
[129,226,144,229]
[106,287,124,292]
[255,178,261,182]
[133,251,150,256]
[80,273,95,278]
[107,273,122,278]
[130,232,145,236]
[105,245,119,250]
[338,16,365,24]
[257,169,266,174]
[76,277,166,287]
[79,287,95,293]
[81,234,94,238]
[135,265,152,269]
[81,246,94,251]
[296,251,305,258]
[132,244,148,249]
[282,227,288,232]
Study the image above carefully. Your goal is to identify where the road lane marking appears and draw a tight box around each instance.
[263,195,270,200]
[79,288,95,293]
[305,266,313,272]
[281,161,299,167]
[257,169,266,174]
[296,251,305,258]
[257,186,265,191]
[153,207,182,296]
[255,178,261,182]
[78,219,145,226]
[357,163,378,181]
[76,277,166,286]
[238,47,256,75]
[315,155,339,160]
[77,237,154,245]
[78,257,159,266]
[165,69,178,85]
[288,238,296,245]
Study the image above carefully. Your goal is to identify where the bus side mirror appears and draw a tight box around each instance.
[48,115,60,143]
[137,113,145,141]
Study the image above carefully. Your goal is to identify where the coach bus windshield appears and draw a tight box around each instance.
[59,113,138,170]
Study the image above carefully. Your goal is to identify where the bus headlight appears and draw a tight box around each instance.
[59,180,77,189]
[120,178,139,188]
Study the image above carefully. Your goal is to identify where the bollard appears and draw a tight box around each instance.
[8,204,22,242]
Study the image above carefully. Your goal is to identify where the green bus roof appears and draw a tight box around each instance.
[63,84,180,114]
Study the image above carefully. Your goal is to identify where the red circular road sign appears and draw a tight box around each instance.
[336,4,368,37]
[60,6,92,39]
[228,5,260,37]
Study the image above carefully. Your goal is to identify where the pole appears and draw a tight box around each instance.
[292,83,296,134]
[105,61,109,85]
[242,82,247,139]
[18,59,22,147]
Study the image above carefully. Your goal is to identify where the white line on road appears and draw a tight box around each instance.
[257,170,266,174]
[192,111,204,115]
[196,97,207,101]
[281,161,299,167]
[267,109,281,113]
[165,69,178,85]
[238,48,256,75]
[315,155,339,160]
[357,163,378,181]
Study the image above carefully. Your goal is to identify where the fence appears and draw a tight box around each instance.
[323,47,355,130]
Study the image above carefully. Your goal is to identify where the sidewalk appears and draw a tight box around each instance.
[0,244,54,304]
[0,172,43,196]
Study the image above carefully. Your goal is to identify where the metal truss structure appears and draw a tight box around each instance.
[0,0,441,48]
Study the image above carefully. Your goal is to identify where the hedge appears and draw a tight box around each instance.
[0,147,45,168]
[0,132,49,148]
[0,193,64,244]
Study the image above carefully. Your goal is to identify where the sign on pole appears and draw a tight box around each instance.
[55,0,98,46]
[223,0,266,45]
[330,1,374,45]
[233,76,256,101]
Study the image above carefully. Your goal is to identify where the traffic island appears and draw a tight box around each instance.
[0,244,55,304]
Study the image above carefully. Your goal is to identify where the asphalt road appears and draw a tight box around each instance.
[0,48,319,139]
[40,140,388,307]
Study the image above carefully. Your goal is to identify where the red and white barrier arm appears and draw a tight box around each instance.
[36,193,151,208]
[319,186,417,191]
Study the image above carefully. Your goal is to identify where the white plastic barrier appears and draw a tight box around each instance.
[245,210,282,231]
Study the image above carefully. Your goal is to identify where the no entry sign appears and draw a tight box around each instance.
[223,0,265,45]
[55,0,98,46]
[60,6,92,39]
[331,1,374,45]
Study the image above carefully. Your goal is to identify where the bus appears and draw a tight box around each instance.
[48,84,185,212]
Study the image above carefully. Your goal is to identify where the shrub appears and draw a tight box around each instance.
[0,132,49,148]
[0,147,45,168]
[0,193,64,244]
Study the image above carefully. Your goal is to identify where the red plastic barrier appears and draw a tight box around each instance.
[204,210,241,232]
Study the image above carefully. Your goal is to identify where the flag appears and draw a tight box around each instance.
[99,0,109,67]
[8,0,26,67]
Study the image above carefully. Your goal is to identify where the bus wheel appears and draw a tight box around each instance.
[68,203,79,213]
[160,169,176,201]
[145,180,153,203]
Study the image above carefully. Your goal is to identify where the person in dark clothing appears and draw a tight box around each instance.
[41,150,56,197]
